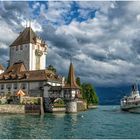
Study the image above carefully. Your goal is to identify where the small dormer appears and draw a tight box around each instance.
[0,64,4,75]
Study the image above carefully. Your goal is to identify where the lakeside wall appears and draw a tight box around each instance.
[0,104,42,114]
[0,105,25,114]
[0,98,87,114]
[52,100,87,113]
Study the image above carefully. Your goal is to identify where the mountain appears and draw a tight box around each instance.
[95,86,133,105]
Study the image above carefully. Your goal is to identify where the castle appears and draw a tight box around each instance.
[0,26,84,113]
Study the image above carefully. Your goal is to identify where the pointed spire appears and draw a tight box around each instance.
[64,62,79,89]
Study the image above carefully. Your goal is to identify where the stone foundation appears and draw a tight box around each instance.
[66,101,77,113]
[0,104,42,114]
[77,100,87,111]
[0,105,25,114]
[52,107,66,112]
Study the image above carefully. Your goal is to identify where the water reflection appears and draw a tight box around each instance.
[63,114,78,138]
[1,106,139,139]
[0,115,33,138]
[52,113,66,118]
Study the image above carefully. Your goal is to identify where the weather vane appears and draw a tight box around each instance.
[70,54,73,63]
[25,20,27,28]
[29,20,31,27]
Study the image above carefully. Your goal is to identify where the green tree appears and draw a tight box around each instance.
[81,83,99,105]
[47,65,57,73]
[76,77,81,86]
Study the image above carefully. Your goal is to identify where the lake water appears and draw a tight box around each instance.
[0,105,140,139]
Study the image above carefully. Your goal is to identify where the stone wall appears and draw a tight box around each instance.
[66,101,77,113]
[52,107,66,112]
[0,104,43,114]
[25,105,41,114]
[77,100,87,111]
[20,96,41,104]
[0,105,25,114]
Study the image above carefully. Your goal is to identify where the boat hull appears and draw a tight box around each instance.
[121,105,140,113]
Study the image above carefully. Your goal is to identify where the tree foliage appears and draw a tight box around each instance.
[81,83,99,105]
[47,65,57,73]
[76,77,81,86]
[76,77,99,105]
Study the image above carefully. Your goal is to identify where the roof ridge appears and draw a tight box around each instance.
[10,27,37,46]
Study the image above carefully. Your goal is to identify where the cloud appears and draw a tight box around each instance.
[1,1,140,86]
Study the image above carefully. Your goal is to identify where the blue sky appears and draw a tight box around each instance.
[1,1,140,88]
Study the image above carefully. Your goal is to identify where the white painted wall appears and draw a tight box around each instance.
[0,81,46,96]
[47,81,61,86]
[0,82,28,96]
[10,43,47,71]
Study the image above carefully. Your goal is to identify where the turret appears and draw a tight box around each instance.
[63,62,80,100]
[63,62,80,113]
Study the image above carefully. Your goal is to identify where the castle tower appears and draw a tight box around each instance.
[63,62,80,113]
[9,27,48,71]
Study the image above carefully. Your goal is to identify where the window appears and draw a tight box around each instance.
[20,45,23,50]
[1,84,4,90]
[21,83,26,89]
[39,82,43,88]
[14,83,18,89]
[6,84,11,90]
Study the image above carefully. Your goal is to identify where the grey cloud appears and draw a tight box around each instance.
[0,48,9,67]
[1,2,29,27]
[1,1,140,86]
[40,24,80,57]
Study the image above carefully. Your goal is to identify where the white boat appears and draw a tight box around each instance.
[120,84,140,113]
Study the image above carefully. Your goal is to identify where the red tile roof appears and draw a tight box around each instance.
[0,62,62,83]
[10,27,37,46]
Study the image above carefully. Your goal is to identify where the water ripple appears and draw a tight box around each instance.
[0,106,140,138]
